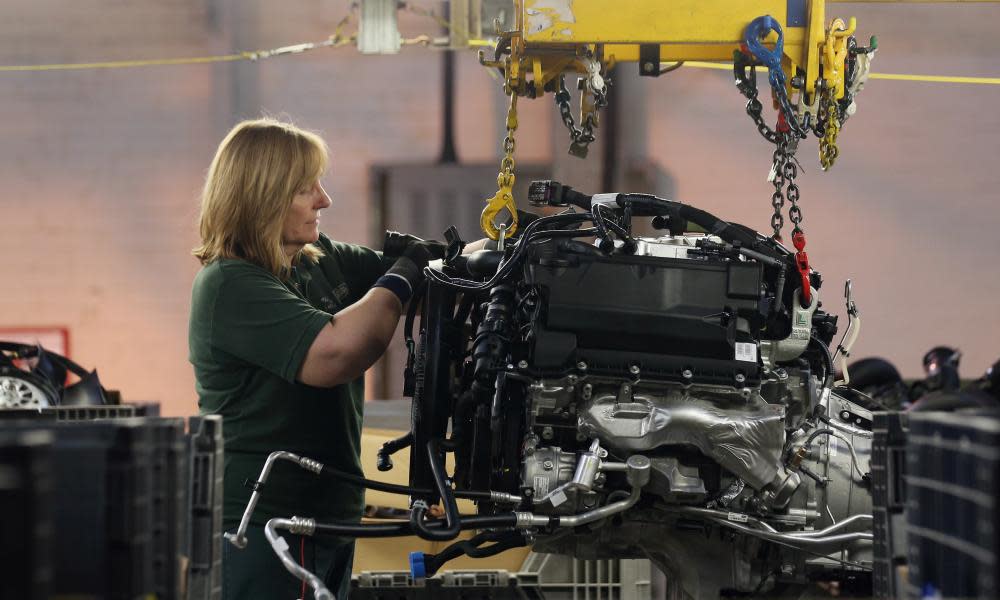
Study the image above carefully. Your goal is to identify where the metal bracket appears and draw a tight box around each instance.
[639,44,660,76]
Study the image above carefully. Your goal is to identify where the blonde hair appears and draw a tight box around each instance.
[193,118,328,277]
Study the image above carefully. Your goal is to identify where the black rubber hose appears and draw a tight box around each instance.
[810,335,836,389]
[312,514,518,539]
[410,440,463,540]
[441,390,476,451]
[403,280,426,345]
[617,194,786,261]
[376,432,413,472]
[424,212,595,291]
[423,530,528,576]
[318,463,491,501]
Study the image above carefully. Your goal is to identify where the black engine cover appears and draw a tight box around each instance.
[526,252,764,385]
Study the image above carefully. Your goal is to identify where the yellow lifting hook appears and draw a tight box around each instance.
[822,17,856,100]
[481,92,521,240]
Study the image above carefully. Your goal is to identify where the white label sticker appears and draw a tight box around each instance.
[533,476,549,498]
[550,489,569,507]
[829,436,839,457]
[735,342,758,363]
[727,512,749,523]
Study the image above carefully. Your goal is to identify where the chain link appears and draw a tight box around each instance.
[784,147,803,234]
[770,141,786,239]
[481,58,521,240]
[735,50,808,241]
[819,85,841,171]
[734,56,780,145]
[767,134,806,239]
[555,75,607,158]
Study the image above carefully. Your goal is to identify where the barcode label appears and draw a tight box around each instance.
[727,512,749,523]
[735,342,758,363]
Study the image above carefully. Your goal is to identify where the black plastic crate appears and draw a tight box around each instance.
[0,404,139,422]
[0,419,157,599]
[905,410,999,600]
[0,429,54,600]
[149,418,188,600]
[187,415,224,600]
[872,411,909,600]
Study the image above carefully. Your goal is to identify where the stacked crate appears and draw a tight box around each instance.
[0,429,54,600]
[905,410,999,599]
[0,409,224,600]
[871,411,909,599]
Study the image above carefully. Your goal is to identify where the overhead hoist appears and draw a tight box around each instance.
[477,0,877,294]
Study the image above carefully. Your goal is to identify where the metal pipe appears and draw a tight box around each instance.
[557,485,643,527]
[705,516,873,547]
[225,451,320,549]
[227,449,515,549]
[671,506,872,542]
[598,461,629,472]
[787,514,873,538]
[264,517,334,600]
[671,506,779,533]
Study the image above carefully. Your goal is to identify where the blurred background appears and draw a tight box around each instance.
[0,1,997,416]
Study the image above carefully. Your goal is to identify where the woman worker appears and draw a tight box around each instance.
[189,118,439,599]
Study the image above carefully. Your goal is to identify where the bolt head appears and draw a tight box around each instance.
[629,365,641,375]
[576,361,588,371]
[643,62,654,73]
[682,369,693,379]
[542,460,554,470]
[518,360,529,369]
[735,373,747,384]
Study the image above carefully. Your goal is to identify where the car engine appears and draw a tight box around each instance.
[399,181,874,599]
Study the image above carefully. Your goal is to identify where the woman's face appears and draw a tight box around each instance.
[282,179,332,255]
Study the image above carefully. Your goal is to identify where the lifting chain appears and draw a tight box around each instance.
[819,84,841,171]
[734,51,779,146]
[766,129,810,306]
[554,58,608,159]
[768,137,787,239]
[767,134,803,241]
[480,72,520,241]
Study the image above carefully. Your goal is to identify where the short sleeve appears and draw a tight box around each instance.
[209,265,331,383]
[314,234,387,299]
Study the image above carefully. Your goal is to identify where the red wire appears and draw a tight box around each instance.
[300,537,306,598]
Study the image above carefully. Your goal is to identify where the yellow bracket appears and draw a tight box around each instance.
[511,0,859,107]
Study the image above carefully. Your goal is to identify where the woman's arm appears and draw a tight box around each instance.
[296,287,403,387]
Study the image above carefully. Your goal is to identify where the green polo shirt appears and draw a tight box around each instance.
[189,233,385,529]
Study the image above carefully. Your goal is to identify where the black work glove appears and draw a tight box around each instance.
[386,242,433,291]
[383,230,447,262]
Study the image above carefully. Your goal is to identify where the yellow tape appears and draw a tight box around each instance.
[3,50,998,87]
[683,61,1000,85]
[0,54,248,72]
[868,72,1000,85]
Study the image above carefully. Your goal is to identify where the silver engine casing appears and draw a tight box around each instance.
[517,235,873,599]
